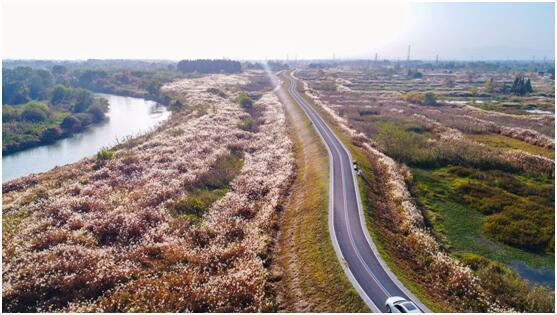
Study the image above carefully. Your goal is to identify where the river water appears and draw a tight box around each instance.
[2,94,170,182]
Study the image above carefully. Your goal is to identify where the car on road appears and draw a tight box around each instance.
[385,296,422,313]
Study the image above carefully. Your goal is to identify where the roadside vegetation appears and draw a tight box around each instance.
[296,64,554,312]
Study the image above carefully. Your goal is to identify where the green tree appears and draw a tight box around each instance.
[20,101,50,122]
[51,65,67,76]
[484,78,496,93]
[525,79,534,93]
[75,113,93,127]
[88,106,106,123]
[2,106,18,122]
[21,106,47,122]
[511,75,532,96]
[41,127,63,143]
[423,92,437,105]
[73,89,94,112]
[51,85,70,105]
[61,115,81,131]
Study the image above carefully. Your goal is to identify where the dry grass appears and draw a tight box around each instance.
[2,72,295,312]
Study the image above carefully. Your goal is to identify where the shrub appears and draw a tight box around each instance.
[206,87,226,98]
[197,151,244,190]
[61,115,81,131]
[423,92,437,105]
[2,106,18,122]
[21,102,50,122]
[96,148,114,162]
[238,117,255,132]
[237,92,253,110]
[75,113,93,127]
[174,189,229,218]
[21,107,47,122]
[169,100,184,112]
[40,127,63,143]
[88,106,106,123]
[404,91,437,106]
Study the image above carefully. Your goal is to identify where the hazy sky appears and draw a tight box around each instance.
[2,0,555,60]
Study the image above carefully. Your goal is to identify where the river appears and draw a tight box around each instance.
[2,94,170,182]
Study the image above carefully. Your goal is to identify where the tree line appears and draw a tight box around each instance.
[2,66,108,154]
[177,59,241,74]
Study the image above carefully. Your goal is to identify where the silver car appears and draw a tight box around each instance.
[385,296,422,313]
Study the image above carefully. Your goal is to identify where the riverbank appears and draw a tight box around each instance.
[2,94,170,182]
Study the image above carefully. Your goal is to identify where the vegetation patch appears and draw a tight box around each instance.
[173,151,244,221]
[468,133,554,159]
[413,166,554,268]
[3,67,109,154]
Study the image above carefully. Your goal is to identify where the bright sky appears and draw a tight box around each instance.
[1,0,555,60]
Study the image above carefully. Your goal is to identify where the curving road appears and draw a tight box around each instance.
[282,71,431,313]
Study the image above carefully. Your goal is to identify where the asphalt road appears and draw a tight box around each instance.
[283,71,430,313]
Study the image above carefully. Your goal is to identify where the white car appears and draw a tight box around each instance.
[385,296,422,313]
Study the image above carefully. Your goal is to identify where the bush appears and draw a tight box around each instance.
[21,102,50,122]
[21,107,47,122]
[237,93,253,110]
[174,189,229,218]
[40,127,63,143]
[61,115,82,131]
[96,148,114,162]
[404,91,437,106]
[75,113,93,127]
[88,106,106,123]
[455,252,554,312]
[197,151,244,190]
[169,100,184,112]
[238,117,255,132]
[2,106,18,122]
[206,87,226,98]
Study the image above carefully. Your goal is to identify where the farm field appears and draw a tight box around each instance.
[295,63,554,312]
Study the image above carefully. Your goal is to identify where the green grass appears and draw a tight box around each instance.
[2,208,33,241]
[172,151,243,221]
[413,167,554,270]
[468,133,554,159]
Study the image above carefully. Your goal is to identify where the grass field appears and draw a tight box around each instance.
[413,167,554,270]
[468,133,554,159]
